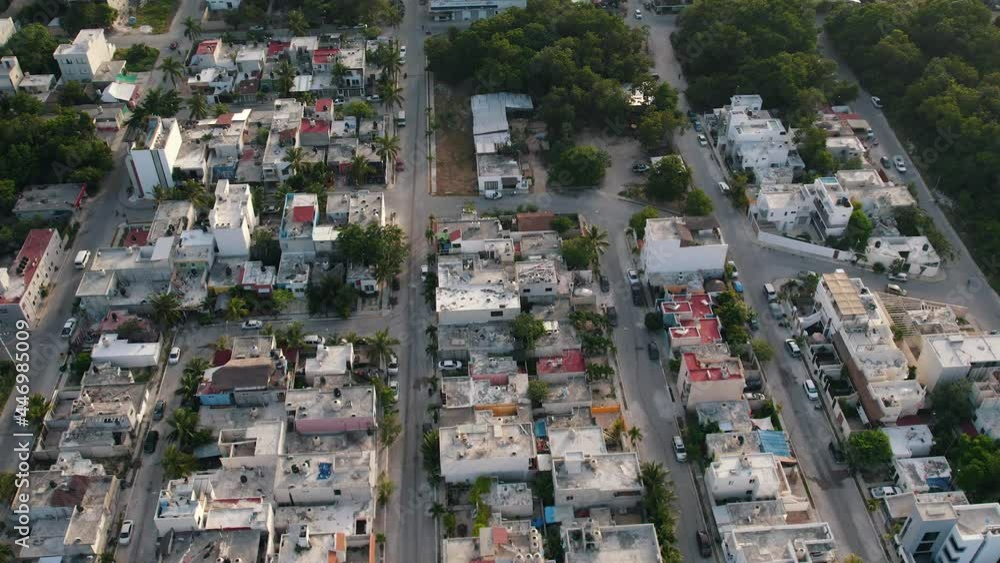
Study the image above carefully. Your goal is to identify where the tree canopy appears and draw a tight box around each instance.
[825,0,1000,284]
[1,24,60,75]
[549,145,610,188]
[674,0,855,119]
[336,223,409,284]
[645,156,690,201]
[426,0,652,141]
[845,429,893,471]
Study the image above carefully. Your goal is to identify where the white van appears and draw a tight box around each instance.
[304,334,325,346]
[763,283,777,302]
[74,250,91,269]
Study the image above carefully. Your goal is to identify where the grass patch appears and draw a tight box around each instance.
[0,363,14,411]
[115,44,161,72]
[135,0,179,33]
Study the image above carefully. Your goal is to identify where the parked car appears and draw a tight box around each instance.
[632,291,642,306]
[871,96,883,108]
[886,283,908,296]
[387,355,399,376]
[785,338,801,358]
[888,272,909,283]
[673,435,687,462]
[697,530,712,558]
[634,8,642,19]
[599,275,610,293]
[763,283,777,302]
[61,318,77,338]
[396,159,405,171]
[144,430,159,454]
[241,320,263,330]
[870,486,902,498]
[333,97,346,106]
[366,94,381,102]
[399,45,407,58]
[879,156,891,168]
[389,379,399,401]
[803,379,819,401]
[829,441,846,463]
[484,190,503,200]
[304,334,325,346]
[626,269,640,286]
[717,181,730,193]
[693,120,703,132]
[727,259,738,277]
[119,520,134,546]
[153,400,165,421]
[168,347,181,364]
[647,341,660,361]
[697,134,708,147]
[631,162,650,174]
[438,360,463,371]
[606,306,618,327]
[893,155,907,173]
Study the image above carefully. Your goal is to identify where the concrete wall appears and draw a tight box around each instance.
[756,230,857,262]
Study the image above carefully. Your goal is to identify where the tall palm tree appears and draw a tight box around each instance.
[167,407,201,450]
[226,296,250,322]
[639,461,668,489]
[331,61,349,88]
[349,154,371,187]
[605,417,626,446]
[369,329,400,370]
[379,82,405,114]
[162,445,197,479]
[181,179,213,209]
[627,426,644,449]
[158,57,185,89]
[178,357,210,404]
[383,41,403,80]
[150,292,184,329]
[374,134,401,179]
[287,10,308,36]
[211,335,231,351]
[26,393,51,428]
[182,16,203,43]
[284,146,306,176]
[186,93,209,122]
[280,322,306,349]
[581,225,609,270]
[275,60,296,95]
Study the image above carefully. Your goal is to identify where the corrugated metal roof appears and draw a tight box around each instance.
[758,430,791,458]
[471,93,533,154]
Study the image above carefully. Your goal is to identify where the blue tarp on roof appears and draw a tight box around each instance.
[758,430,791,458]
[544,506,558,524]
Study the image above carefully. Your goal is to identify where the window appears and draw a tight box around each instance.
[545,288,552,292]
[947,535,965,553]
[334,489,341,496]
[523,289,530,293]
[490,311,503,317]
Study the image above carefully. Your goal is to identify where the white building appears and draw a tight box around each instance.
[866,236,941,278]
[562,523,663,563]
[0,18,14,47]
[53,28,116,82]
[893,457,953,494]
[896,500,1000,563]
[639,216,727,285]
[0,56,22,92]
[825,136,866,161]
[439,422,535,483]
[705,453,790,503]
[154,468,276,538]
[753,177,853,239]
[882,425,934,459]
[273,452,376,506]
[209,179,256,257]
[90,333,162,368]
[278,192,318,256]
[837,169,916,219]
[916,333,1000,391]
[429,0,527,23]
[126,117,183,199]
[470,93,533,194]
[0,228,63,328]
[207,0,241,10]
[437,284,521,326]
[262,99,304,182]
[303,343,353,385]
[552,452,643,510]
[715,95,803,184]
[722,523,837,563]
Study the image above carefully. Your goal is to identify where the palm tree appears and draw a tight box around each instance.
[340,331,363,345]
[26,393,51,428]
[167,407,201,450]
[639,461,668,489]
[181,179,213,209]
[275,60,296,95]
[162,445,197,479]
[374,134,401,180]
[605,416,626,446]
[226,296,250,322]
[284,146,306,176]
[182,16,203,43]
[331,61,349,88]
[369,329,400,370]
[349,154,371,187]
[287,10,308,36]
[429,503,447,520]
[178,357,210,405]
[379,82,405,114]
[158,56,185,89]
[210,335,231,351]
[186,93,209,122]
[279,322,306,349]
[580,225,609,270]
[383,41,403,80]
[150,292,184,329]
[627,426,644,449]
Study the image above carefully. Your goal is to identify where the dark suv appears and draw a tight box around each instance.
[144,430,160,454]
[697,530,712,557]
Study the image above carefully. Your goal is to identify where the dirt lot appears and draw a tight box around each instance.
[433,84,478,196]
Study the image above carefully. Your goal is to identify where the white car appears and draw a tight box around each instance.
[168,347,181,364]
[389,379,399,401]
[399,45,407,59]
[484,190,503,200]
[241,320,263,330]
[119,520,134,546]
[438,360,463,371]
[887,272,908,283]
[717,181,730,193]
[366,94,381,103]
[727,260,739,278]
[785,338,801,358]
[697,134,708,147]
[304,334,325,346]
[420,265,429,282]
[870,486,902,498]
[871,96,883,108]
[61,318,77,338]
[634,9,643,19]
[672,435,687,462]
[387,355,399,376]
[893,155,907,173]
[626,269,640,286]
[803,379,819,401]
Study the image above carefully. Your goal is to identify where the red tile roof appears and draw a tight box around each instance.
[448,229,462,242]
[313,47,339,65]
[267,40,291,57]
[537,349,586,376]
[316,98,334,113]
[492,526,509,546]
[122,227,149,247]
[2,229,56,303]
[300,118,330,134]
[516,211,554,232]
[196,40,219,55]
[292,205,316,223]
[683,352,743,382]
[215,112,234,125]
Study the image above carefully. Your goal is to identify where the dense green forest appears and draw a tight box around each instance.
[672,0,856,120]
[825,0,1000,284]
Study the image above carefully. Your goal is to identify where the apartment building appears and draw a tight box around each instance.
[126,117,183,198]
[0,228,63,328]
[209,179,257,257]
[640,217,728,285]
[54,29,118,82]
